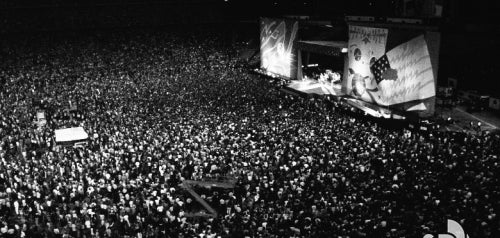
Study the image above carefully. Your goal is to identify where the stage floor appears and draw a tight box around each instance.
[286,79,344,96]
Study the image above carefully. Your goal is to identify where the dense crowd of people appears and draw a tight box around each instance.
[1,29,499,238]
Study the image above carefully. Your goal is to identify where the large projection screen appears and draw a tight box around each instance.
[260,17,299,79]
[343,24,440,117]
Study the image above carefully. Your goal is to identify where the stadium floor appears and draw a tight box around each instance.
[436,105,500,133]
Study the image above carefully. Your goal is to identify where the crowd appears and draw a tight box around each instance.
[1,29,499,238]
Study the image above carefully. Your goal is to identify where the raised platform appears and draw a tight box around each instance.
[344,98,395,119]
[284,79,408,120]
[285,79,344,96]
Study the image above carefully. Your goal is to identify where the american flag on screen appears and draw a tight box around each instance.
[371,54,390,84]
[371,35,435,106]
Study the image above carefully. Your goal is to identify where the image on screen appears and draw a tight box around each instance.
[260,18,299,79]
[344,24,440,116]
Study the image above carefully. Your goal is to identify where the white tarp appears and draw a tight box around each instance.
[55,127,89,143]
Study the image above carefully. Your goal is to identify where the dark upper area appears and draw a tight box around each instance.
[1,0,499,94]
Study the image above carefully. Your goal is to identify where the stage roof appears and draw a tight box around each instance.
[297,41,347,56]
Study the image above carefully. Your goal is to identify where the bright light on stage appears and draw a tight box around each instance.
[341,48,348,53]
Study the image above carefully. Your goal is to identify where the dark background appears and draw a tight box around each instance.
[1,0,499,95]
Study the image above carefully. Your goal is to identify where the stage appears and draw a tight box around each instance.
[285,79,344,96]
[283,79,407,119]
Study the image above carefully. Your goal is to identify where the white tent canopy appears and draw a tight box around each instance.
[55,127,89,143]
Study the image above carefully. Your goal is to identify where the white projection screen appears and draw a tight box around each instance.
[344,24,440,117]
[260,17,299,79]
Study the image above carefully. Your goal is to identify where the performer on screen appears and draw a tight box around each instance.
[348,57,382,103]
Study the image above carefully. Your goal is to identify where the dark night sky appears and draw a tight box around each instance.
[0,0,498,25]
